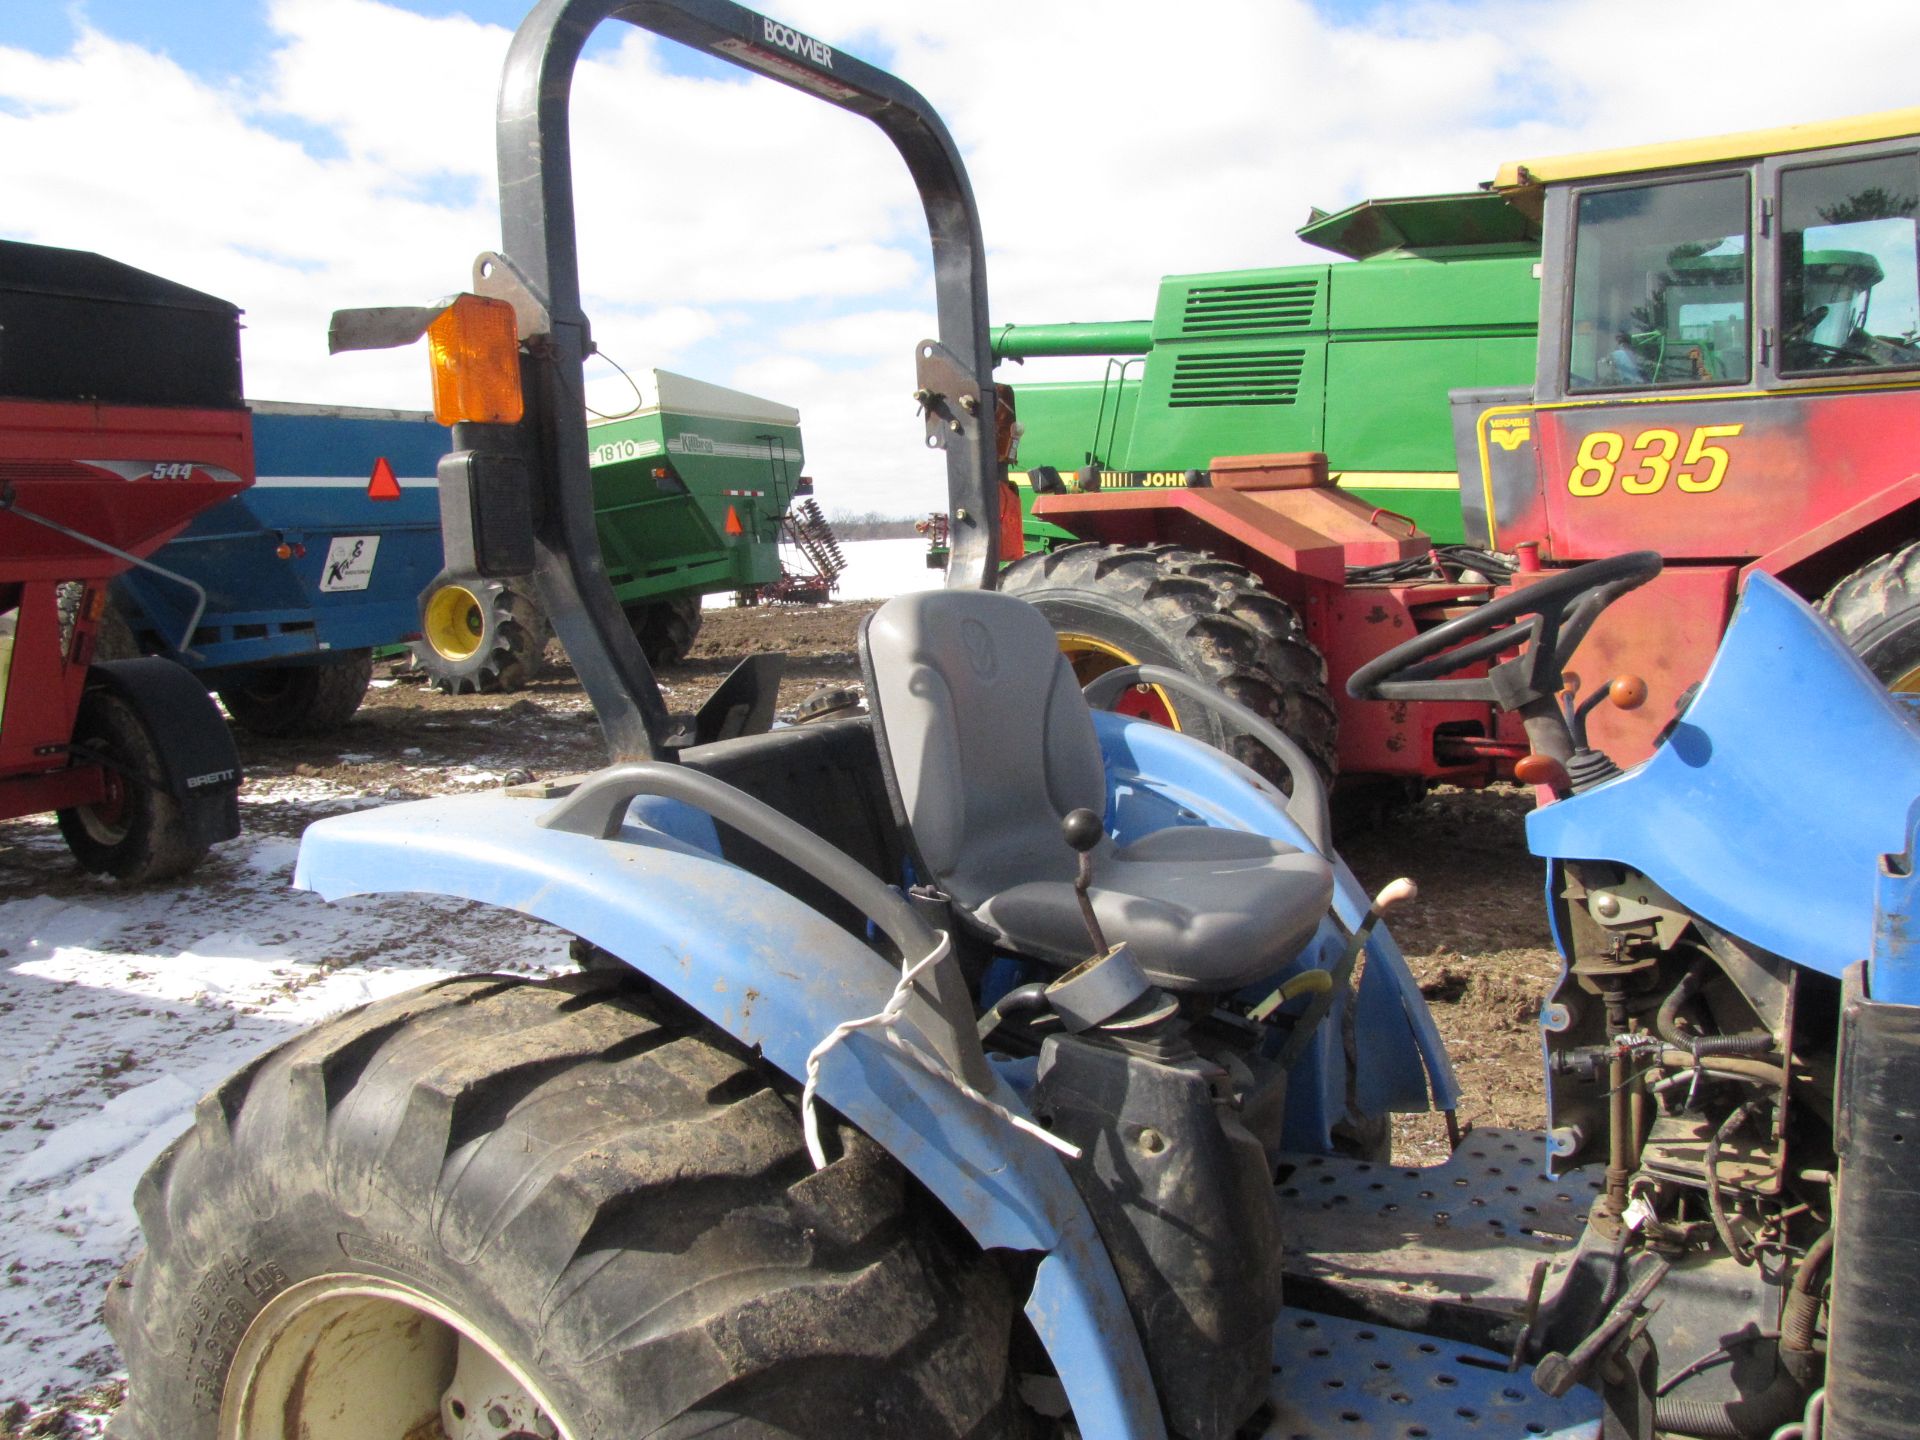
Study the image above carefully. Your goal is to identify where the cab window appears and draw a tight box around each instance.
[1567,175,1750,392]
[1778,154,1920,375]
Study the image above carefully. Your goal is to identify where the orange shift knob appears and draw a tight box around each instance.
[1608,675,1649,711]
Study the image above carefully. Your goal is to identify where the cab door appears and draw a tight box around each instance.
[1529,145,1920,566]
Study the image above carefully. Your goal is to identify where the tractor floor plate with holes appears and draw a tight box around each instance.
[1276,1128,1606,1344]
[1265,1309,1599,1439]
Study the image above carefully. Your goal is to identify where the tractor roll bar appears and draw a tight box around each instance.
[486,0,999,761]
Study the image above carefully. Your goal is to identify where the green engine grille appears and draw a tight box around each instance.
[1168,349,1305,407]
[1179,278,1320,336]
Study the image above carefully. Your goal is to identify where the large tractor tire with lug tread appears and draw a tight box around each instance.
[411,579,548,695]
[1820,541,1920,692]
[56,689,215,883]
[214,650,374,736]
[1001,541,1338,791]
[105,971,1020,1440]
[626,594,705,667]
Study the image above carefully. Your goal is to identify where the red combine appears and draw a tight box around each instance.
[1000,110,1920,795]
[0,240,248,880]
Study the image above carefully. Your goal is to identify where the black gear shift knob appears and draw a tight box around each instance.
[1061,808,1103,854]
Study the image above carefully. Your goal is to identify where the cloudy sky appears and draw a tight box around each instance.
[6,0,1918,514]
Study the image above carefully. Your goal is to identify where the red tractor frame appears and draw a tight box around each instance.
[0,241,250,881]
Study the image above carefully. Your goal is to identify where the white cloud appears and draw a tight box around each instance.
[774,308,938,357]
[7,0,1920,515]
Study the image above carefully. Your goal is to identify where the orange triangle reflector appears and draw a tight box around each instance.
[367,456,401,501]
[724,504,743,536]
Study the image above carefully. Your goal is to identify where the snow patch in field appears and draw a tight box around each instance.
[7,1075,196,1198]
[0,823,568,1409]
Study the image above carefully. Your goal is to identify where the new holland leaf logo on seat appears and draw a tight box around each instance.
[961,619,997,681]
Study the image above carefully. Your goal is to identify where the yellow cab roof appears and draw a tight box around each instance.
[1491,107,1920,198]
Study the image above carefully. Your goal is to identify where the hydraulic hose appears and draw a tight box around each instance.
[1779,1229,1834,1385]
[1657,1051,1788,1089]
[1705,1100,1765,1266]
[1657,957,1711,1046]
[1654,1236,1828,1439]
[1656,1369,1805,1439]
[1689,1032,1778,1058]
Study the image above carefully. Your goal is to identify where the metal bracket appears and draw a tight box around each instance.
[0,485,210,656]
[472,250,556,343]
[913,338,981,452]
[326,302,448,355]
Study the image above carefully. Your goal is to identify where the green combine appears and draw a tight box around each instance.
[417,369,818,691]
[996,190,1542,546]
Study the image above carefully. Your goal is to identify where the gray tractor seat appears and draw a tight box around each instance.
[860,588,1335,993]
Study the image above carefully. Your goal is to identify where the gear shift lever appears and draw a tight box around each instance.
[1061,807,1109,955]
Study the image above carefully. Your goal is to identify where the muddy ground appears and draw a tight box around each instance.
[0,599,1559,1436]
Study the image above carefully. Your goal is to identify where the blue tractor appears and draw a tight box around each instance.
[102,6,1917,1438]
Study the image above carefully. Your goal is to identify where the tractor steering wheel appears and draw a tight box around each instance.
[1347,551,1662,708]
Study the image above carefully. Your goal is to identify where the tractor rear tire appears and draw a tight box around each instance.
[104,972,1019,1440]
[214,650,373,736]
[1001,541,1338,791]
[627,594,705,667]
[1820,542,1920,691]
[412,580,548,695]
[56,689,212,883]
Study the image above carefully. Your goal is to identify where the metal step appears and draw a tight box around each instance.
[1264,1308,1600,1440]
[1277,1128,1605,1349]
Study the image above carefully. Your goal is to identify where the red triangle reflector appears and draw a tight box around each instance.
[724,504,743,536]
[367,456,401,501]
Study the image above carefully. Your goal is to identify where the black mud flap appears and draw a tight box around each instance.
[87,657,242,841]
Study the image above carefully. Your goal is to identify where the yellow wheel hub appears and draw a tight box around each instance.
[1890,662,1920,695]
[1056,632,1180,729]
[424,584,486,663]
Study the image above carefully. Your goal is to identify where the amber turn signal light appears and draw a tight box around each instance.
[426,293,524,426]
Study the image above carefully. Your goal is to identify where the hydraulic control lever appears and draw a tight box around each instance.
[1533,1255,1669,1399]
[1267,877,1417,1066]
[1062,807,1109,955]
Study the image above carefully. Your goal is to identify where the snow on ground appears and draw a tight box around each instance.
[704,536,945,610]
[830,536,946,601]
[0,577,898,1430]
[0,791,570,1423]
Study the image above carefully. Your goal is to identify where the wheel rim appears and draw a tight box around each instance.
[424,585,487,663]
[220,1273,571,1440]
[74,767,131,846]
[1889,661,1920,694]
[1056,631,1180,728]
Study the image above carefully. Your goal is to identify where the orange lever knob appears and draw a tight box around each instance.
[1608,675,1649,711]
[1514,753,1571,791]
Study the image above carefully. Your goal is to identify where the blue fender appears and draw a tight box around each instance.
[1094,711,1463,1134]
[1527,573,1920,979]
[295,790,1168,1439]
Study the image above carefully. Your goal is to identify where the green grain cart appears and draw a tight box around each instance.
[997,190,1541,545]
[416,369,806,691]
